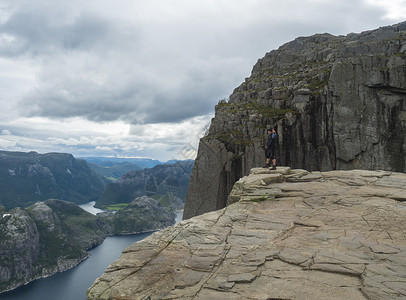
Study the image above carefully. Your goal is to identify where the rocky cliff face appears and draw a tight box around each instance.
[184,22,406,219]
[0,151,106,209]
[0,196,177,294]
[0,199,108,293]
[87,168,406,300]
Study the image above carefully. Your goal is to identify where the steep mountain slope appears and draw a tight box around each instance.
[96,161,194,210]
[86,161,142,181]
[184,21,406,219]
[0,151,106,209]
[0,196,176,294]
[0,199,108,293]
[106,196,176,235]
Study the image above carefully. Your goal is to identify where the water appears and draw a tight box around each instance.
[1,233,152,300]
[78,201,105,215]
[1,201,184,300]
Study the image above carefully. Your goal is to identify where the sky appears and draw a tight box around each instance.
[0,0,405,161]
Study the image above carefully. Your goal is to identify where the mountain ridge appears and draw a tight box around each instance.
[0,150,106,209]
[96,160,194,210]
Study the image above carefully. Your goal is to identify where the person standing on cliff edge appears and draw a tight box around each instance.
[264,128,277,170]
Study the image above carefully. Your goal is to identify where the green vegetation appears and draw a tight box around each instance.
[106,203,129,211]
[216,101,297,118]
[96,161,193,210]
[87,162,141,181]
[308,76,329,92]
[250,196,268,202]
[35,220,85,267]
[393,52,406,58]
[208,102,298,148]
[0,151,106,209]
[151,192,175,209]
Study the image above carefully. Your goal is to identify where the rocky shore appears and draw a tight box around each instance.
[88,167,406,299]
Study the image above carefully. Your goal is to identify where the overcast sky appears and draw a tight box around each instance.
[0,0,405,161]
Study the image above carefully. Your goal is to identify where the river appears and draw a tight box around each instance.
[1,203,183,300]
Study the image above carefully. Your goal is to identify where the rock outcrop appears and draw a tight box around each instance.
[0,199,108,293]
[87,168,406,300]
[184,22,406,219]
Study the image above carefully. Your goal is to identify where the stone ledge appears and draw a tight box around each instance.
[88,168,406,300]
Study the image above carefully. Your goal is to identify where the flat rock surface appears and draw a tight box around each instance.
[87,168,406,300]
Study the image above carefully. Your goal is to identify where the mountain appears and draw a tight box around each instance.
[88,167,406,299]
[86,161,142,181]
[80,157,162,169]
[184,21,406,220]
[0,151,107,209]
[96,160,194,210]
[0,199,108,293]
[0,196,176,294]
[105,196,176,235]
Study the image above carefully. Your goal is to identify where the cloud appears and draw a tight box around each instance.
[0,0,405,159]
[365,0,406,21]
[2,0,388,125]
[0,114,211,160]
[1,129,12,135]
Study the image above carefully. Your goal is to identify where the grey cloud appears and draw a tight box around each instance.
[0,7,113,57]
[20,74,224,124]
[1,0,398,129]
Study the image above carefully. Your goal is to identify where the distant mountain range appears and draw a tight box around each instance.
[79,156,179,170]
[80,156,183,181]
[0,151,194,293]
[0,151,194,210]
[0,151,106,209]
[96,160,194,210]
[86,161,142,181]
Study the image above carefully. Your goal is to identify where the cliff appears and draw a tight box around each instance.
[87,168,406,299]
[0,151,106,209]
[183,22,406,219]
[0,199,108,293]
[0,196,176,294]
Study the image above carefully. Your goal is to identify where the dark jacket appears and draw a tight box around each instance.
[267,132,277,149]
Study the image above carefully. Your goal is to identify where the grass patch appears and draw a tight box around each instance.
[106,203,129,211]
[251,196,268,202]
[151,193,173,208]
[216,102,297,118]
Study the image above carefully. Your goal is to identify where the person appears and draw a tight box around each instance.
[264,127,277,170]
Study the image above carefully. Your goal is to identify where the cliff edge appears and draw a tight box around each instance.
[87,168,406,299]
[183,22,406,219]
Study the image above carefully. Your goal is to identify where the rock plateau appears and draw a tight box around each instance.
[87,167,406,300]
